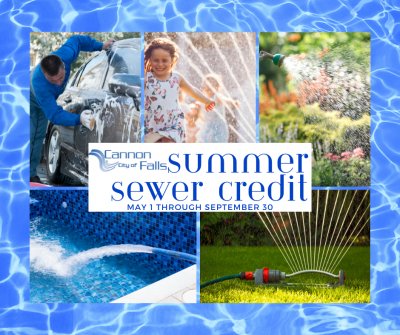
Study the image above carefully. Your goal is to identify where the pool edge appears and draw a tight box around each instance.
[111,264,196,303]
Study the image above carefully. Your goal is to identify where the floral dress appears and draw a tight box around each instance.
[144,72,185,143]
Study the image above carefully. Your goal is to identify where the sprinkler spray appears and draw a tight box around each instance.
[259,51,286,68]
[200,269,345,290]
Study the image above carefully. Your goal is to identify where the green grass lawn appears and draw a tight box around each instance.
[200,246,370,303]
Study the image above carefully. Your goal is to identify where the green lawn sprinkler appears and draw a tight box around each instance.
[259,51,286,68]
[200,268,345,290]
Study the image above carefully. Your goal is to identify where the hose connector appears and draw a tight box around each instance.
[259,52,286,68]
[239,272,254,280]
[254,268,286,285]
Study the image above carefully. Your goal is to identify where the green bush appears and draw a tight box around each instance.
[301,103,370,158]
[260,102,371,159]
[260,103,371,153]
[260,103,305,143]
[312,157,370,186]
[200,212,274,247]
[201,191,370,245]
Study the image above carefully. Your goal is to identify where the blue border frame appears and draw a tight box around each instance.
[1,1,399,333]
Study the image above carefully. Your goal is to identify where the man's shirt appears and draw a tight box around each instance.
[30,35,103,126]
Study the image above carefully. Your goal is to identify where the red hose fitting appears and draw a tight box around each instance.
[245,272,254,280]
[263,268,269,283]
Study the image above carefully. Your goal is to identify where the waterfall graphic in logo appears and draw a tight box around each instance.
[89,149,119,172]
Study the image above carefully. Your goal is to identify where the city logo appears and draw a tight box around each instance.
[88,149,119,172]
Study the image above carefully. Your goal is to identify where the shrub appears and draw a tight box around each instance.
[312,156,370,186]
[259,102,371,160]
[200,212,275,247]
[300,103,371,159]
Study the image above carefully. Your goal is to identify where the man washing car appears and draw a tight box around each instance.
[30,35,115,183]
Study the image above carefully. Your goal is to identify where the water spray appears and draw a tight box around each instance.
[200,268,345,290]
[201,191,370,292]
[259,51,286,68]
[31,242,196,278]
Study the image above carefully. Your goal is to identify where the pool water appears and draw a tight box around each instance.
[30,216,178,303]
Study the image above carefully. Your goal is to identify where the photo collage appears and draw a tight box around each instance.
[29,31,370,304]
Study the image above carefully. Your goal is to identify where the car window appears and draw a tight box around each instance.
[67,68,81,88]
[103,47,140,90]
[77,52,107,88]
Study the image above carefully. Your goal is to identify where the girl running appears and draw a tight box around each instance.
[144,38,215,143]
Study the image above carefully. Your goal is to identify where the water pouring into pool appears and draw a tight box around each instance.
[31,240,195,278]
[30,210,196,303]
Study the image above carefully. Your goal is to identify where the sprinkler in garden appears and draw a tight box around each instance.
[201,191,371,291]
[200,268,345,290]
[259,51,286,68]
[201,191,370,292]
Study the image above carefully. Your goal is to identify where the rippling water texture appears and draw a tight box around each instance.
[1,0,400,334]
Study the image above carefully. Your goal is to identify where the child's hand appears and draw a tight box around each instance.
[205,99,216,112]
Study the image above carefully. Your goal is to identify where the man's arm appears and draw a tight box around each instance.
[54,35,104,65]
[34,84,93,129]
[33,73,81,126]
[35,90,81,126]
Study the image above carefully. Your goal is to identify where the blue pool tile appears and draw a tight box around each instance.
[29,190,196,303]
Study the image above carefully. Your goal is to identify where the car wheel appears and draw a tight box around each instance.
[46,127,74,184]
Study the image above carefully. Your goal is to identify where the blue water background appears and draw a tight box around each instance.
[1,0,400,333]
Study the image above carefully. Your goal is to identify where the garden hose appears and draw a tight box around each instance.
[200,268,345,290]
[200,274,240,289]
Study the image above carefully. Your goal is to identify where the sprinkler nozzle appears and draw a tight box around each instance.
[253,268,345,287]
[259,52,286,68]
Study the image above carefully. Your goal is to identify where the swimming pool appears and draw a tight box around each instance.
[30,191,196,303]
